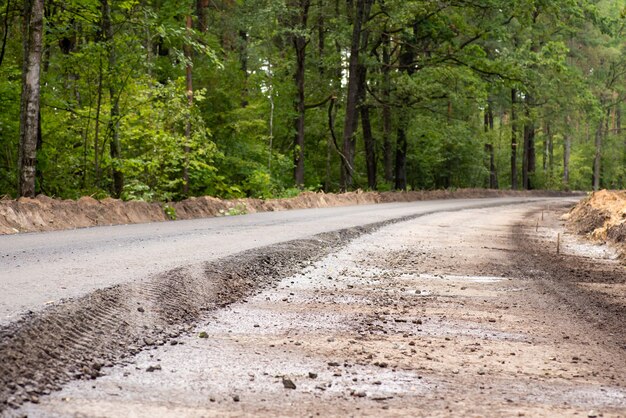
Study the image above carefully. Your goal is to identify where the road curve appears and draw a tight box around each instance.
[0,197,578,324]
[15,196,626,417]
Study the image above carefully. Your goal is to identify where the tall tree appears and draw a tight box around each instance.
[101,0,123,197]
[340,0,373,190]
[291,0,310,188]
[183,13,194,195]
[17,0,44,197]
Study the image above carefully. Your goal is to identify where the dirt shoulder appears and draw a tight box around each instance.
[0,189,579,235]
[566,190,626,258]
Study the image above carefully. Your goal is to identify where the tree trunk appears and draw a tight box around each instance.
[94,56,103,186]
[18,0,44,197]
[0,0,11,67]
[239,30,249,107]
[292,0,310,188]
[183,14,193,195]
[548,123,554,180]
[101,0,123,197]
[361,102,376,189]
[316,0,325,74]
[394,112,408,190]
[381,31,393,183]
[510,89,518,190]
[356,12,375,190]
[196,0,209,32]
[543,123,549,172]
[522,95,535,190]
[563,133,571,189]
[593,117,603,191]
[484,144,498,189]
[484,99,497,189]
[394,29,416,191]
[340,0,373,190]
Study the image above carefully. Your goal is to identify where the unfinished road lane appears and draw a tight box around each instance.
[0,197,574,325]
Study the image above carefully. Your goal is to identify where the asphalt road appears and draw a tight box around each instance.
[0,197,574,324]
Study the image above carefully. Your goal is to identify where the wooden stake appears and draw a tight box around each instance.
[536,220,539,232]
[541,210,544,221]
[557,233,561,255]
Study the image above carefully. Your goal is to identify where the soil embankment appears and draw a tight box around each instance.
[0,189,577,235]
[567,190,626,257]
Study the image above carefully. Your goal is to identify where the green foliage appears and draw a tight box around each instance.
[1,0,625,201]
[163,203,177,220]
[219,203,248,216]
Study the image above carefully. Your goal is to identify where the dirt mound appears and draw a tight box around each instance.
[567,190,626,255]
[0,189,579,235]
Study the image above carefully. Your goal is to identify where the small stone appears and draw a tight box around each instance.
[328,361,340,367]
[146,364,162,372]
[137,307,145,313]
[198,332,208,339]
[170,340,178,346]
[282,378,297,389]
[308,372,318,379]
[233,395,240,402]
[587,411,598,418]
[253,324,260,328]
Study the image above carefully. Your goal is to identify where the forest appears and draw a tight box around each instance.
[1,0,625,201]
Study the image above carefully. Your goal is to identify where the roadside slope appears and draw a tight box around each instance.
[0,189,578,235]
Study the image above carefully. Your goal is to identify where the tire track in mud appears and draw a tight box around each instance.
[0,218,415,412]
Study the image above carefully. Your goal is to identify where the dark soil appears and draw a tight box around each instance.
[569,205,611,234]
[513,205,626,353]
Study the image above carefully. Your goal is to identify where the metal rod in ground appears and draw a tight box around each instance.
[557,233,561,255]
